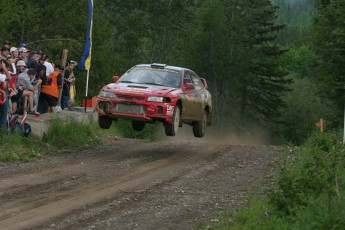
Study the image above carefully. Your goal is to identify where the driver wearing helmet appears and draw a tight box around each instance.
[165,73,179,88]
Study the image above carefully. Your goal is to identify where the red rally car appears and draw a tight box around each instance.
[95,63,212,137]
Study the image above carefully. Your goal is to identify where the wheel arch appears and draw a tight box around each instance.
[204,105,212,126]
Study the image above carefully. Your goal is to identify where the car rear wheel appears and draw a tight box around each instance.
[165,106,180,136]
[193,110,207,138]
[132,120,146,131]
[99,116,112,129]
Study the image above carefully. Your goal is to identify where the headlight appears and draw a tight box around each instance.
[147,96,164,102]
[99,90,116,98]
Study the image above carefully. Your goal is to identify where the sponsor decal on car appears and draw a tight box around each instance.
[119,88,152,94]
[166,104,174,116]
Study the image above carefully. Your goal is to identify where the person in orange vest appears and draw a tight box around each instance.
[38,65,62,113]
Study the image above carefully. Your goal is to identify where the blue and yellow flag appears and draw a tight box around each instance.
[80,0,93,70]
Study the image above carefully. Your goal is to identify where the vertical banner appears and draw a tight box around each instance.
[80,0,93,71]
[80,0,93,111]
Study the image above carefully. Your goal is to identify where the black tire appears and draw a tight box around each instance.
[132,120,146,131]
[165,106,180,136]
[99,116,112,129]
[193,111,207,138]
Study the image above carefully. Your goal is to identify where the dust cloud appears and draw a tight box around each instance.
[154,125,269,146]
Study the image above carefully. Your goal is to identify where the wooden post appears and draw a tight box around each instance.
[316,118,326,132]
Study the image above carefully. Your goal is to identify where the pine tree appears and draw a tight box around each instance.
[312,0,345,122]
[231,0,291,132]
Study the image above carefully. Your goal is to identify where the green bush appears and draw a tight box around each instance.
[292,193,345,230]
[197,131,345,229]
[271,131,345,216]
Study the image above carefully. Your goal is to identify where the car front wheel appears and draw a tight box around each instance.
[193,110,207,138]
[165,106,180,136]
[99,116,112,129]
[132,120,146,131]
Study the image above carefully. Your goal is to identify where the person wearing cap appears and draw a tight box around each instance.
[10,47,19,60]
[18,47,30,63]
[18,68,41,115]
[10,60,27,114]
[27,50,41,69]
[39,65,63,113]
[6,47,19,76]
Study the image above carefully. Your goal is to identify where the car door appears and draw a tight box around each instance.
[190,72,206,119]
[180,71,197,121]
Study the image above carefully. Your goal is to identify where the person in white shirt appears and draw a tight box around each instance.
[44,54,54,77]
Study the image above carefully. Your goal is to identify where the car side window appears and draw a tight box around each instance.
[184,71,193,84]
[190,73,203,90]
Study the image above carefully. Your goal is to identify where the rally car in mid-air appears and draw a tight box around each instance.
[95,63,212,137]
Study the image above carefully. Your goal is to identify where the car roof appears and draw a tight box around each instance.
[135,63,188,72]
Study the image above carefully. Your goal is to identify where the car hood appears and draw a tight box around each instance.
[102,83,179,97]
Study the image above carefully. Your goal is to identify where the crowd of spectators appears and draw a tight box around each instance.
[0,40,77,129]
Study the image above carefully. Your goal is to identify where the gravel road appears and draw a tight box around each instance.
[0,136,282,230]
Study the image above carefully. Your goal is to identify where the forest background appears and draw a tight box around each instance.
[0,0,343,145]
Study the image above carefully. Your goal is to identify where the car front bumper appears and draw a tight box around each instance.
[96,97,175,123]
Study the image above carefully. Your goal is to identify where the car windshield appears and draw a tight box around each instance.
[118,67,182,88]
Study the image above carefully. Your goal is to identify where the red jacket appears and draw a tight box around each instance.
[0,82,6,105]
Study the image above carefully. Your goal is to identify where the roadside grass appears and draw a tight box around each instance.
[197,131,345,229]
[0,117,157,162]
[196,198,288,230]
[42,117,102,149]
[0,130,44,162]
[42,118,157,149]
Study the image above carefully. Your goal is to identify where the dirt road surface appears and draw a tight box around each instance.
[0,134,282,230]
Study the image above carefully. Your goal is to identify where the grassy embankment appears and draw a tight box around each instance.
[0,118,156,162]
